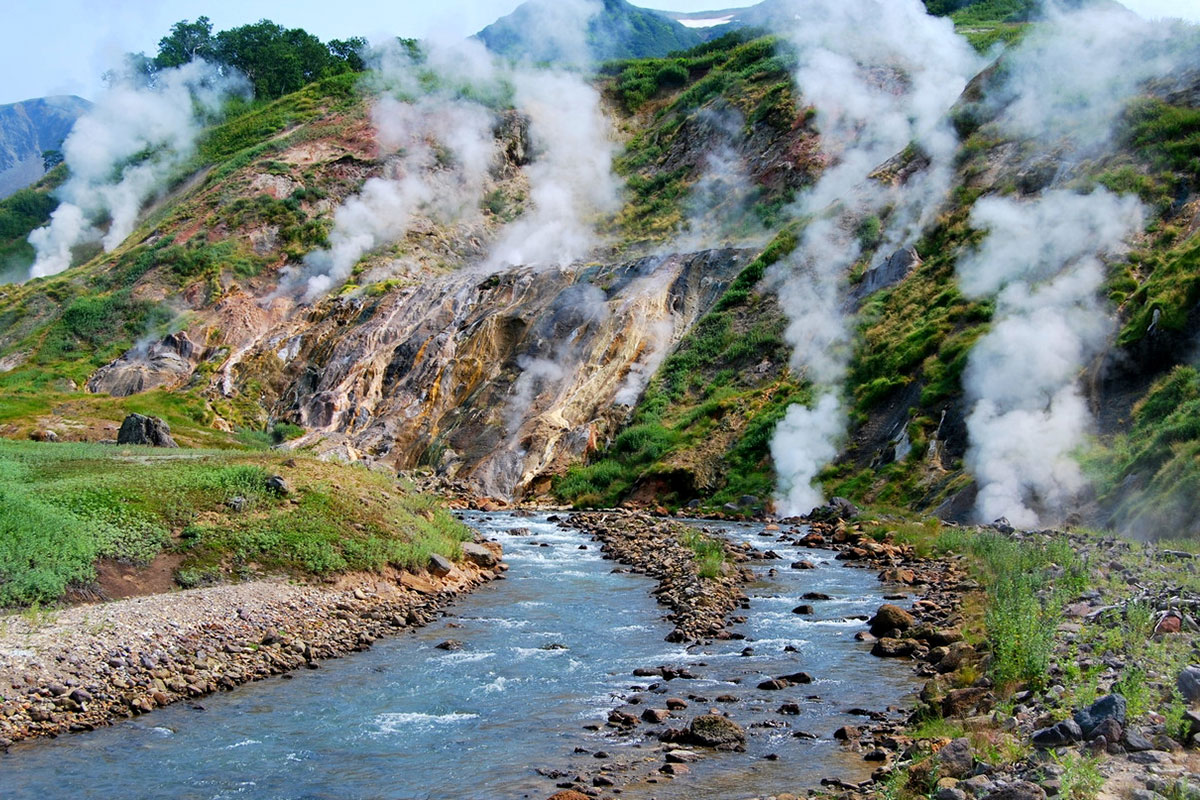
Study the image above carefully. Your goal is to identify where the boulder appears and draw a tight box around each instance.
[1073,694,1126,739]
[1123,727,1154,752]
[872,637,918,658]
[435,640,463,651]
[116,414,178,447]
[687,714,746,749]
[941,687,992,717]
[1177,665,1200,703]
[641,708,670,724]
[266,475,291,495]
[982,781,1046,800]
[792,604,815,615]
[869,604,915,636]
[461,542,499,568]
[546,792,590,800]
[1032,719,1082,748]
[428,553,453,578]
[937,738,974,779]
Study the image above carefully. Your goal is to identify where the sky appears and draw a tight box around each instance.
[1,0,1198,105]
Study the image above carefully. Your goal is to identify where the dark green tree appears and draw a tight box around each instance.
[328,37,368,72]
[155,16,215,69]
[212,20,354,99]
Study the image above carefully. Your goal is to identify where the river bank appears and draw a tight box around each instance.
[0,541,504,747]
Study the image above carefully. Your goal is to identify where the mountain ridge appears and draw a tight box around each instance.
[0,95,91,199]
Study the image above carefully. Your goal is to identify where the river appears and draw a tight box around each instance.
[0,512,917,799]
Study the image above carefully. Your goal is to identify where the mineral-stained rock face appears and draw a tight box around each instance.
[250,248,751,499]
[88,332,199,397]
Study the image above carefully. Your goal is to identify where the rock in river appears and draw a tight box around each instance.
[868,604,914,636]
[687,714,746,750]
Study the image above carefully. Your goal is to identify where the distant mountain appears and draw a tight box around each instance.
[651,0,1050,40]
[477,0,704,63]
[0,95,90,199]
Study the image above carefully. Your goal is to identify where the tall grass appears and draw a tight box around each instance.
[937,529,1087,690]
[680,529,725,579]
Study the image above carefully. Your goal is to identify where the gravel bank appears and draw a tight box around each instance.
[0,544,503,748]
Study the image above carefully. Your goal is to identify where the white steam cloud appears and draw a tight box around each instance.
[952,3,1198,526]
[290,40,498,301]
[28,60,242,279]
[959,190,1144,527]
[770,0,980,516]
[483,69,619,271]
[990,2,1191,150]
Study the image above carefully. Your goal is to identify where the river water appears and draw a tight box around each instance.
[0,513,916,799]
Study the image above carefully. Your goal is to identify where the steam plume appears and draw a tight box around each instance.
[483,69,619,271]
[770,0,979,515]
[960,191,1144,526]
[953,3,1198,525]
[28,60,242,279]
[291,40,498,301]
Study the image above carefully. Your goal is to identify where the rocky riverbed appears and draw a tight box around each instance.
[567,510,756,642]
[814,525,1200,800]
[519,509,968,799]
[0,540,504,747]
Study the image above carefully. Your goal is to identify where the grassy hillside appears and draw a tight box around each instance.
[559,26,1200,528]
[0,441,470,607]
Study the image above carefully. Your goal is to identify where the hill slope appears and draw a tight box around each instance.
[0,5,1197,540]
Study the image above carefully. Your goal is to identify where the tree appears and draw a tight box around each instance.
[328,37,368,73]
[213,20,353,99]
[155,17,215,69]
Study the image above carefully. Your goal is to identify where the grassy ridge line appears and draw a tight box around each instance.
[0,441,470,608]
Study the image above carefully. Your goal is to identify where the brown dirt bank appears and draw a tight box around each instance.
[0,544,504,748]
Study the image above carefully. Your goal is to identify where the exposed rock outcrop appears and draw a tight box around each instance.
[116,414,178,448]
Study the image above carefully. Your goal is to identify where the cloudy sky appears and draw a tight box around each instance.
[1,0,1197,105]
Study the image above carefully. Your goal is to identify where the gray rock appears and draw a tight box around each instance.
[1177,665,1200,703]
[982,781,1046,800]
[960,775,994,796]
[938,737,975,779]
[1074,694,1126,738]
[1123,727,1155,752]
[936,789,968,800]
[1032,719,1082,748]
[428,553,453,577]
[266,475,291,495]
[116,414,178,447]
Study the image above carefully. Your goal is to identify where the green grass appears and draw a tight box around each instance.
[935,528,1087,690]
[0,441,469,608]
[197,72,363,165]
[1085,365,1200,538]
[680,528,726,579]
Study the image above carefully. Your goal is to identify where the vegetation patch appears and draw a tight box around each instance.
[0,441,469,608]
